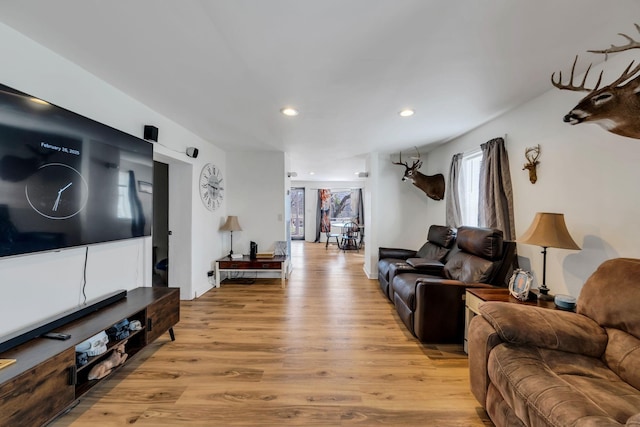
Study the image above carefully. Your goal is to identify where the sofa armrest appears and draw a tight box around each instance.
[378,247,418,260]
[479,302,608,357]
[406,258,445,275]
[468,315,503,407]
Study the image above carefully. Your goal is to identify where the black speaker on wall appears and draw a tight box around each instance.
[144,125,158,142]
[186,147,199,158]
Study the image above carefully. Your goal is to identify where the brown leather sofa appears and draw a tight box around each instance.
[377,225,456,301]
[391,226,516,343]
[469,258,640,427]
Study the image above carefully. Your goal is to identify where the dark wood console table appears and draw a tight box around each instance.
[0,287,179,427]
[215,255,288,288]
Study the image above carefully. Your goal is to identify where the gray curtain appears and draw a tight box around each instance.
[445,153,463,228]
[479,137,515,240]
[351,188,364,225]
[314,190,323,242]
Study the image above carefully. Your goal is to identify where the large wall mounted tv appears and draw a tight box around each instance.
[0,83,153,258]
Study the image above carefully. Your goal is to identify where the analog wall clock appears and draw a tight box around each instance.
[25,163,89,219]
[199,163,224,211]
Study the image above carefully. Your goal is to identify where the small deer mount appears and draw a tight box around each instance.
[552,24,640,139]
[522,145,540,184]
[391,147,445,201]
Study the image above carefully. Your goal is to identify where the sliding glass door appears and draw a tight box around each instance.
[290,187,304,240]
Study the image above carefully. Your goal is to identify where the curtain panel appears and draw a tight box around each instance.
[446,153,463,228]
[479,137,515,240]
[314,189,331,242]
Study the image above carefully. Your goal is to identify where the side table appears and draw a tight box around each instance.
[215,255,288,289]
[464,288,560,353]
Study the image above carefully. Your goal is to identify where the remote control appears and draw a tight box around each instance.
[42,332,71,340]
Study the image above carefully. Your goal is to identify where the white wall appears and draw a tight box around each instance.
[226,151,286,256]
[0,23,226,336]
[415,53,640,298]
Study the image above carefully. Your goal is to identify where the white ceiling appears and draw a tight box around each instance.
[1,1,639,181]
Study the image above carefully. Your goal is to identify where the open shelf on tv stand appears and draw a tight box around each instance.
[0,287,180,427]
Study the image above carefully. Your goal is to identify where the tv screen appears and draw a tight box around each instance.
[0,83,153,258]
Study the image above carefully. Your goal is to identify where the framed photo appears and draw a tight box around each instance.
[508,269,533,301]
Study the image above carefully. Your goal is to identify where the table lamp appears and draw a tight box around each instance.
[220,215,242,257]
[517,212,580,300]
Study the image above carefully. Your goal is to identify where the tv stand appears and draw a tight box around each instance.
[0,287,179,427]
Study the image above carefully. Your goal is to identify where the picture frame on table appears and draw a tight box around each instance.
[508,269,533,301]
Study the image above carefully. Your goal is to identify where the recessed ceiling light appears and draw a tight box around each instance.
[399,109,414,117]
[309,171,315,175]
[281,107,299,116]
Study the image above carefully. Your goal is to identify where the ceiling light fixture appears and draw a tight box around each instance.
[280,107,299,116]
[399,109,414,117]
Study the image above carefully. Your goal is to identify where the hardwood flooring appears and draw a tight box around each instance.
[50,241,492,427]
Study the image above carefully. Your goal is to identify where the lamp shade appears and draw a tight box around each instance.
[517,212,580,250]
[220,215,242,232]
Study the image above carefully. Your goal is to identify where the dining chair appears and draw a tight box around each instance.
[341,222,360,252]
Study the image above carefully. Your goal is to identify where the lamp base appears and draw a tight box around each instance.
[536,286,554,301]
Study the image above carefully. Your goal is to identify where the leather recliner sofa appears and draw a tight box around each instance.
[469,258,640,427]
[377,225,457,301]
[391,226,516,343]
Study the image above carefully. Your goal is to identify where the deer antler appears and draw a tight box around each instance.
[524,145,540,164]
[551,56,603,92]
[391,150,408,166]
[391,147,421,168]
[607,60,640,87]
[588,23,640,60]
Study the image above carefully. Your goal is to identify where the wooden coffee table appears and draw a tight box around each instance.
[464,288,563,353]
[215,255,288,288]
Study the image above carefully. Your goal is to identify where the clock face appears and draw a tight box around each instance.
[25,163,89,219]
[199,163,224,211]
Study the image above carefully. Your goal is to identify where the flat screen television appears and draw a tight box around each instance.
[0,83,153,258]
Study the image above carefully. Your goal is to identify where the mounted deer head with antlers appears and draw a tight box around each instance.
[552,24,640,139]
[392,147,445,201]
[522,145,540,184]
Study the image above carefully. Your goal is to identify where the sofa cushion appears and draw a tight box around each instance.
[443,253,496,284]
[456,226,503,260]
[377,258,408,281]
[427,225,456,248]
[415,242,449,261]
[578,258,640,340]
[414,225,455,260]
[604,328,640,392]
[488,343,640,426]
[406,257,445,271]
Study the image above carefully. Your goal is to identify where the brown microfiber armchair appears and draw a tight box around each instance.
[377,225,456,301]
[392,226,515,343]
[469,258,640,427]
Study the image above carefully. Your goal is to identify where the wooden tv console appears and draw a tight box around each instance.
[0,287,179,427]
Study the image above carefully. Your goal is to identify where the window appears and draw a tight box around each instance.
[459,150,482,227]
[329,190,353,221]
[290,187,304,240]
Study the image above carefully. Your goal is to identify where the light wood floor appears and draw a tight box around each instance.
[51,241,492,427]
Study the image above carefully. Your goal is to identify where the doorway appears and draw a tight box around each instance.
[290,187,304,240]
[152,161,169,286]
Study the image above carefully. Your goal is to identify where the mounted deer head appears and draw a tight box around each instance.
[392,147,445,201]
[522,145,540,184]
[552,24,640,139]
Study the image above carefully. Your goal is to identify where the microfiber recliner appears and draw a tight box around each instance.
[469,258,640,427]
[377,225,456,301]
[391,226,515,343]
